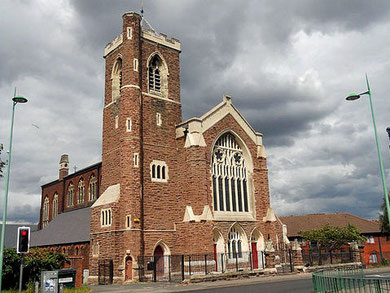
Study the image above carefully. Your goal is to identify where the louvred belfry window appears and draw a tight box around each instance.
[148,56,161,92]
[212,133,249,212]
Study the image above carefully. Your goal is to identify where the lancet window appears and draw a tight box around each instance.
[53,193,58,218]
[78,178,85,204]
[43,196,49,227]
[112,58,122,102]
[89,175,97,201]
[67,183,74,207]
[148,55,161,92]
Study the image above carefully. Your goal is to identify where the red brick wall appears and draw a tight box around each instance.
[39,242,89,287]
[40,163,101,229]
[362,234,390,265]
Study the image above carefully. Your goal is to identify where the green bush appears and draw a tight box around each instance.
[2,248,67,290]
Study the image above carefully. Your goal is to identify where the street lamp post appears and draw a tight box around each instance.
[346,74,390,225]
[0,93,28,290]
[387,127,390,151]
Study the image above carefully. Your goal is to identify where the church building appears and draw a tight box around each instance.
[32,11,288,285]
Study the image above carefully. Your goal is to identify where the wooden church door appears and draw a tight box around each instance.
[251,242,258,269]
[125,257,132,280]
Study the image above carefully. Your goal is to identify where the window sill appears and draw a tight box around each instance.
[213,211,256,221]
[151,178,168,183]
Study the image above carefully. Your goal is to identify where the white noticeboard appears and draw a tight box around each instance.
[58,277,73,284]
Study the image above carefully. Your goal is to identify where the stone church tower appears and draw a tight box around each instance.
[88,12,285,283]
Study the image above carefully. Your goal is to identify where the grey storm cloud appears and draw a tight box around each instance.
[1,0,390,224]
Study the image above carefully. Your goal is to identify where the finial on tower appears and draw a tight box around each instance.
[140,0,144,18]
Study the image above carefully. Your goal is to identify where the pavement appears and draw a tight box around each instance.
[90,266,390,293]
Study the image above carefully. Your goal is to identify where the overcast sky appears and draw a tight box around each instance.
[1,0,390,224]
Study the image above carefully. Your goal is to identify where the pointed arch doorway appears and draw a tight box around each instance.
[250,229,265,269]
[213,229,225,272]
[154,245,164,277]
[125,256,133,281]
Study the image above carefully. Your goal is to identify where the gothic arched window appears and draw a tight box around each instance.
[149,55,161,92]
[212,133,250,213]
[148,54,168,97]
[228,225,244,259]
[67,183,74,207]
[78,178,85,204]
[43,196,49,227]
[89,175,97,201]
[112,58,122,102]
[53,193,58,219]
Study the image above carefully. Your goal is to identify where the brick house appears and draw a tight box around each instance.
[32,11,287,284]
[30,158,101,286]
[280,213,390,266]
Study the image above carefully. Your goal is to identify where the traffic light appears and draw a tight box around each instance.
[17,227,30,253]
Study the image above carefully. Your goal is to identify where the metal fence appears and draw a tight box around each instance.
[302,248,357,267]
[312,265,390,292]
[138,251,272,282]
[98,259,113,285]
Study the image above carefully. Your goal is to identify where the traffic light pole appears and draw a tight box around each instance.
[18,253,24,293]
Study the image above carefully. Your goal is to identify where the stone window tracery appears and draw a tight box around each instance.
[212,133,250,213]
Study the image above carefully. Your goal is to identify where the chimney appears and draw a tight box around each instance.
[59,154,69,180]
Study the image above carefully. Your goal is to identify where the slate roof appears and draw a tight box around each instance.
[0,224,37,249]
[31,207,90,247]
[279,213,380,237]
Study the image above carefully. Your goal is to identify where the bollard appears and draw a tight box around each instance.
[59,283,64,293]
[34,281,39,293]
[189,256,191,276]
[181,255,185,281]
[204,255,208,275]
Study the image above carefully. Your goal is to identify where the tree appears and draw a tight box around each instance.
[0,144,5,178]
[2,248,68,290]
[379,196,390,235]
[298,224,365,251]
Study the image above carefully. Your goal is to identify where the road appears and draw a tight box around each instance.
[183,278,313,293]
[91,267,390,293]
[91,273,314,292]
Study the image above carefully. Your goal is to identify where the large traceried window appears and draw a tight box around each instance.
[212,133,250,213]
[78,178,85,204]
[43,196,49,227]
[67,183,74,207]
[89,175,97,201]
[53,193,58,219]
